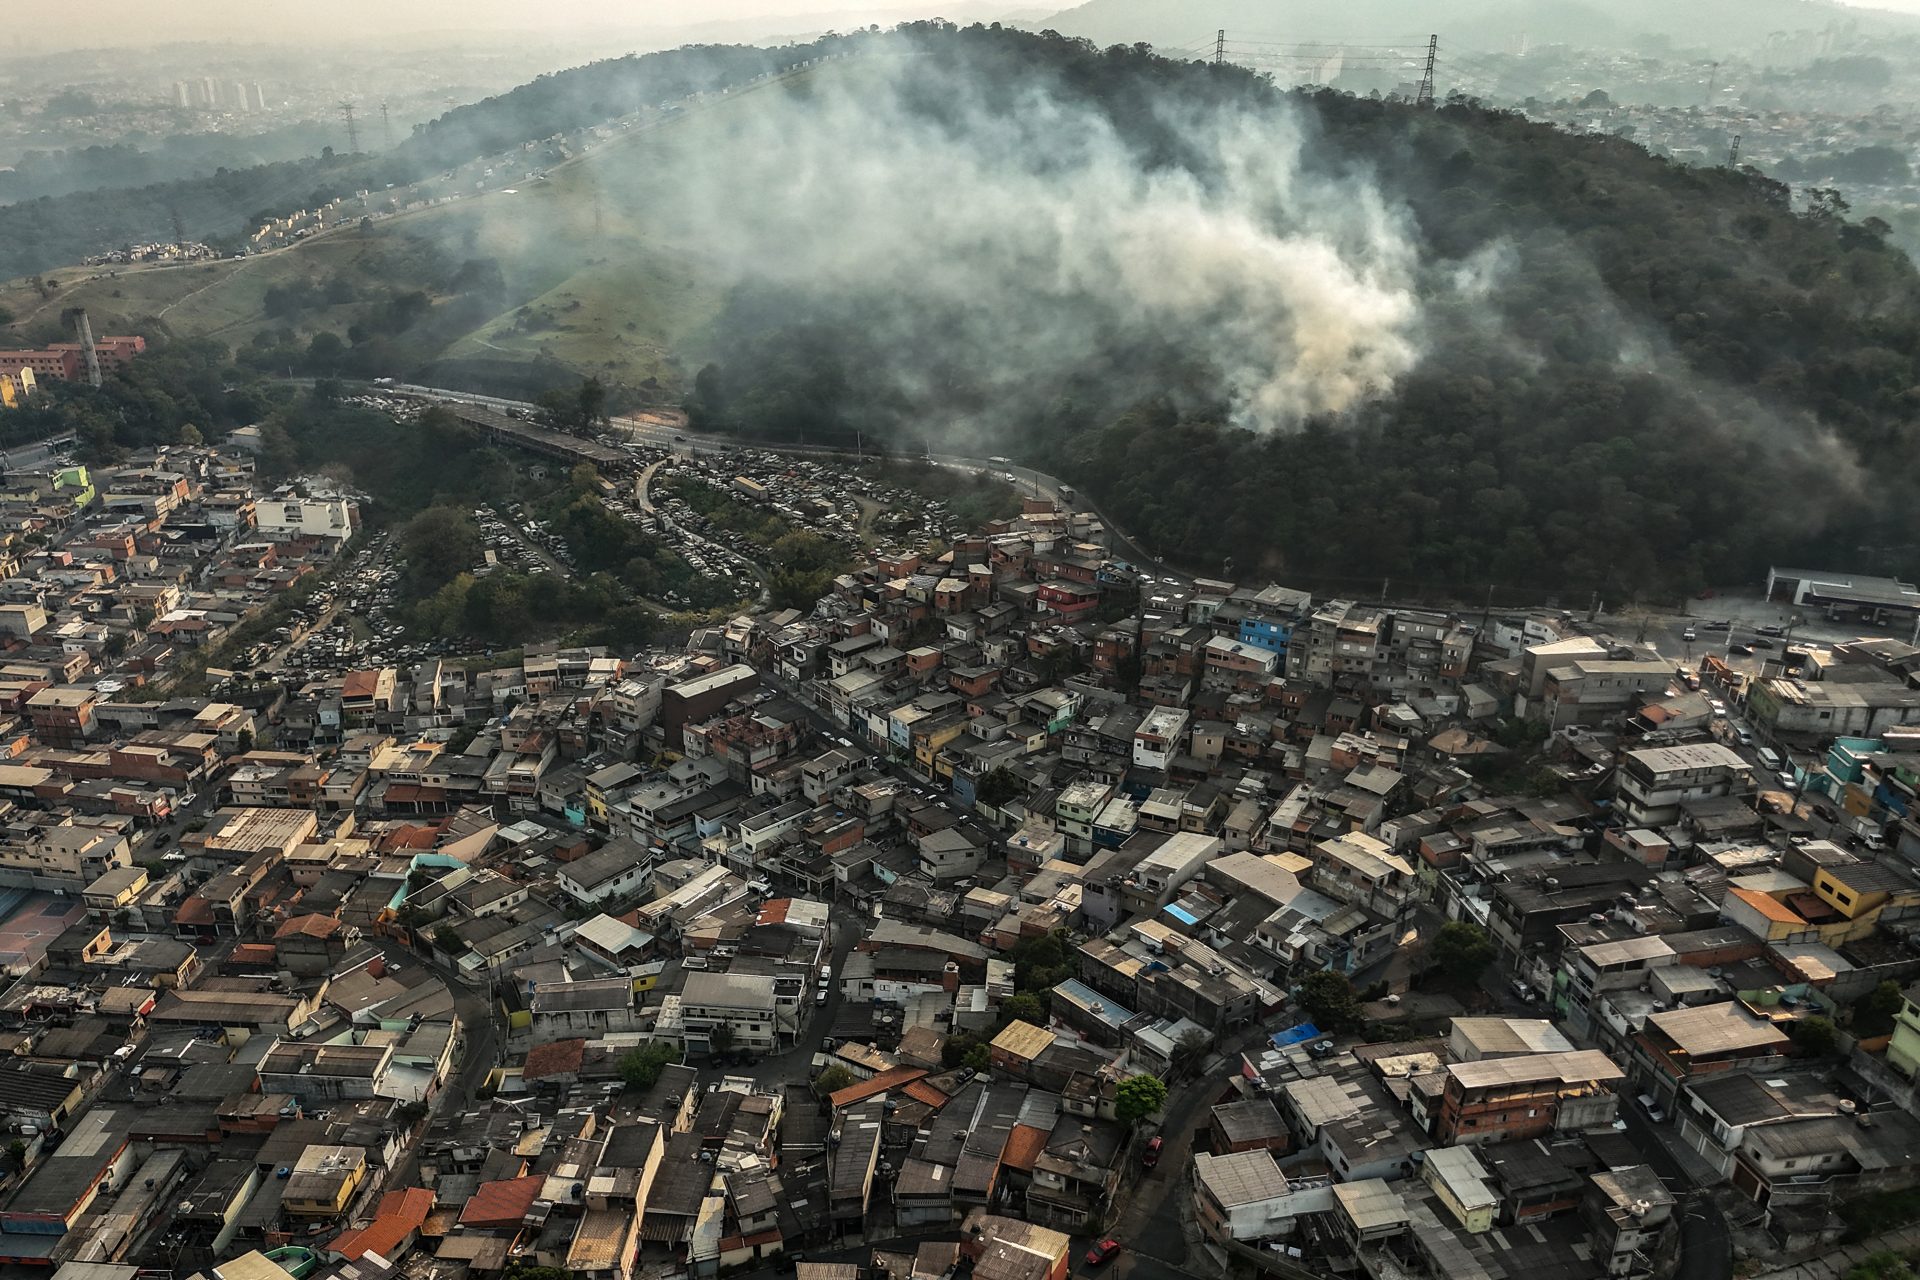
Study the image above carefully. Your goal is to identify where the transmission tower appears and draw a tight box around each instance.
[339,100,359,152]
[1728,134,1742,166]
[1415,34,1438,106]
[1704,61,1718,107]
[380,101,393,149]
[1213,29,1226,65]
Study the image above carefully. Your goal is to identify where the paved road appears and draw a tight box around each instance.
[380,938,502,1190]
[385,380,1201,593]
[1615,1099,1731,1280]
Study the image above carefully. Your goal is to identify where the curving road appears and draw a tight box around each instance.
[383,381,1192,589]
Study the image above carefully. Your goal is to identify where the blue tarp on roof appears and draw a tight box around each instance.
[1271,1022,1323,1049]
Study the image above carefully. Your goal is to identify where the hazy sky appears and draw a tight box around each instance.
[12,0,1019,48]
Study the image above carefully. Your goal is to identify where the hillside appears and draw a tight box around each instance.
[13,22,1920,600]
[0,37,836,284]
[0,65,811,398]
[1033,0,1920,57]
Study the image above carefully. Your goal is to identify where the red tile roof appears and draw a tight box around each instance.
[522,1038,587,1082]
[828,1065,927,1110]
[330,1186,434,1261]
[901,1080,950,1110]
[274,913,340,941]
[1000,1123,1048,1173]
[459,1175,542,1227]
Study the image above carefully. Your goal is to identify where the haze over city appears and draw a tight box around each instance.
[1,8,1919,1280]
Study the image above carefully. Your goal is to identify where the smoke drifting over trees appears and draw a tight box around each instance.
[652,45,1428,431]
[661,25,1920,596]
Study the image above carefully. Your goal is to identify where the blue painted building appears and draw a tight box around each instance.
[1238,615,1293,656]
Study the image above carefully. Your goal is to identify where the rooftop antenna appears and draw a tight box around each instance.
[1416,34,1439,107]
[339,100,359,152]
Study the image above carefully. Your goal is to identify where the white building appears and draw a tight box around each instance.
[256,495,354,543]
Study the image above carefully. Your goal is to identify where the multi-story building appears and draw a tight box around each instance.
[1614,743,1753,827]
[254,495,354,543]
[1434,1050,1624,1146]
[678,970,779,1054]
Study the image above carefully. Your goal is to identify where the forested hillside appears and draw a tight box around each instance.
[680,23,1920,599]
[1034,0,1920,58]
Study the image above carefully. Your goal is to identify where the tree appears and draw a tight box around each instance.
[708,1024,735,1057]
[618,1041,679,1089]
[1298,971,1360,1032]
[1172,1027,1212,1077]
[577,376,608,431]
[961,1042,991,1072]
[1114,1073,1168,1126]
[178,423,203,446]
[235,727,254,754]
[976,767,1023,807]
[1000,992,1047,1027]
[1788,1016,1840,1058]
[570,462,600,494]
[814,1064,857,1096]
[1854,980,1905,1039]
[402,506,482,597]
[1429,921,1496,986]
[432,926,462,954]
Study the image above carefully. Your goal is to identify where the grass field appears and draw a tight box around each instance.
[0,66,821,392]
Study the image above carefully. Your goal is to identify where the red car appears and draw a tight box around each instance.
[1085,1240,1123,1267]
[1141,1136,1163,1168]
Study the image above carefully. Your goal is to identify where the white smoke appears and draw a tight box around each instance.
[641,53,1433,430]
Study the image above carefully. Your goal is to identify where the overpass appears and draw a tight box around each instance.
[438,400,629,471]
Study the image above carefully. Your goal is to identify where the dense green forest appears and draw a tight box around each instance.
[682,22,1920,600]
[0,37,843,280]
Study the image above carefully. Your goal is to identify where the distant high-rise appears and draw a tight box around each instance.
[231,82,250,113]
[198,77,219,108]
[248,82,268,112]
[171,80,190,109]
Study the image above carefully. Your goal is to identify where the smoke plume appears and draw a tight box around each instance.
[633,51,1436,431]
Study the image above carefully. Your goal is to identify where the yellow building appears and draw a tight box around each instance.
[1810,863,1920,945]
[282,1145,368,1216]
[1422,1146,1498,1234]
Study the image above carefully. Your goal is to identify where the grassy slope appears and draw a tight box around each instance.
[0,67,812,389]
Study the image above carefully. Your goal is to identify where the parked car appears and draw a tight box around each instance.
[1636,1092,1667,1123]
[1085,1241,1123,1267]
[1758,624,1787,637]
[1142,1136,1163,1169]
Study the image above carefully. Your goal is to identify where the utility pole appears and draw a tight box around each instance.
[339,100,359,152]
[1213,29,1226,65]
[1416,34,1439,107]
[1727,134,1742,167]
[380,101,393,149]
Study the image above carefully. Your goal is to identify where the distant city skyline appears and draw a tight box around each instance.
[8,0,1024,49]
